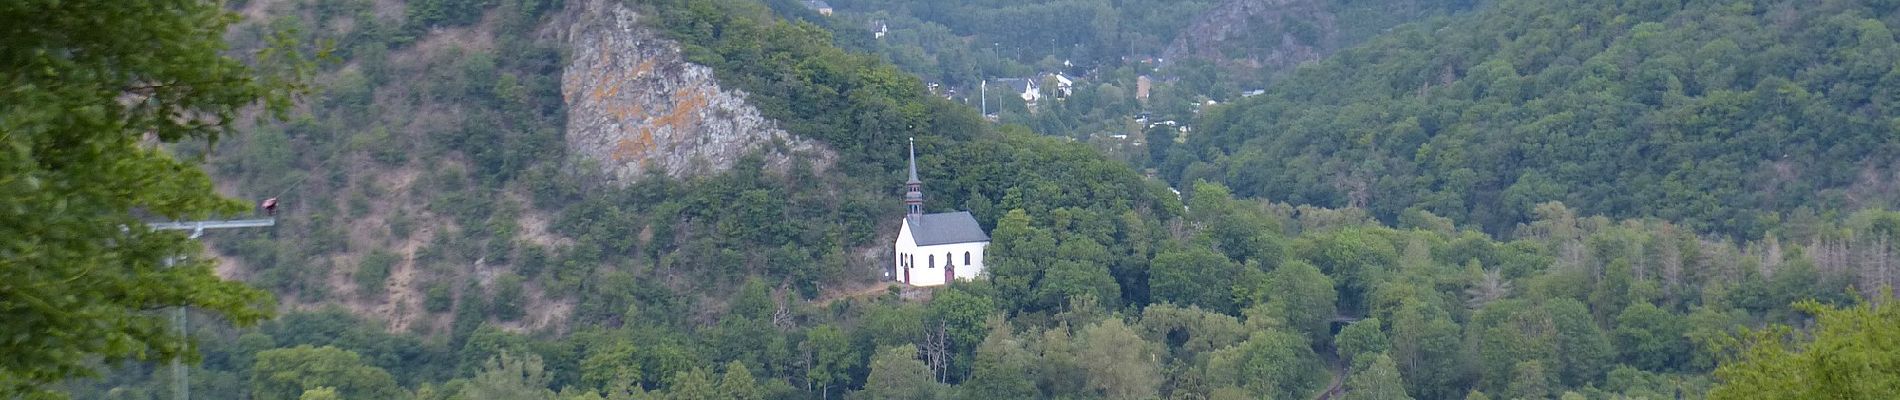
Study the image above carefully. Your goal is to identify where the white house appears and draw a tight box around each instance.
[990,78,1040,105]
[1042,72,1074,97]
[802,0,832,15]
[892,139,989,287]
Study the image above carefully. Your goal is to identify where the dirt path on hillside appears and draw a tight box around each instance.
[1314,317,1357,400]
[816,281,896,305]
[1315,355,1346,400]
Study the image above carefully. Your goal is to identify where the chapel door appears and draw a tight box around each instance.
[946,264,955,282]
[903,267,910,284]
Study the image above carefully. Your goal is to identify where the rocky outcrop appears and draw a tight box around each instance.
[1163,0,1337,73]
[559,0,830,183]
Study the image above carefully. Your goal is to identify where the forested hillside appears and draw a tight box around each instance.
[31,0,1900,399]
[817,0,1471,84]
[817,0,1224,85]
[1169,0,1900,237]
[798,0,1479,158]
[779,0,1474,147]
[186,0,1177,347]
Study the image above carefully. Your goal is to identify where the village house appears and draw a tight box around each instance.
[989,78,1040,106]
[1042,72,1075,97]
[802,0,832,15]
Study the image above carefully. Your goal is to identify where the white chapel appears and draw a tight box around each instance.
[892,139,989,286]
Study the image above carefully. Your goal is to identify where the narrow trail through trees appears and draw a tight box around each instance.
[1314,347,1347,400]
[1315,315,1361,400]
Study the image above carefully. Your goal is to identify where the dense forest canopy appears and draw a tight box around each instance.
[16,0,1900,399]
[1169,0,1900,238]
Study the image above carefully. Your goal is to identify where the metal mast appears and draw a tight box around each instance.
[148,217,276,400]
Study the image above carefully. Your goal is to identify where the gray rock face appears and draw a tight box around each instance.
[1164,0,1336,73]
[560,0,830,183]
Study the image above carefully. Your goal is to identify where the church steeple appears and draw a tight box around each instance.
[905,138,923,225]
[907,138,921,184]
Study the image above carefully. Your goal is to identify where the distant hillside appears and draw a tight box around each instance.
[1170,0,1900,237]
[204,0,1173,336]
[1162,0,1474,78]
[821,0,1469,77]
[792,0,1476,157]
[64,1,1900,399]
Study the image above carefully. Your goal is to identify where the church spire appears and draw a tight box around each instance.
[907,138,920,184]
[905,138,923,224]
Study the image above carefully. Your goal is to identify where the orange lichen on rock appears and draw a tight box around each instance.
[612,126,656,161]
[588,72,624,103]
[609,102,645,122]
[653,87,707,130]
[631,60,656,77]
[582,59,654,104]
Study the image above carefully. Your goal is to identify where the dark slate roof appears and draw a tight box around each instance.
[910,211,989,246]
[992,78,1037,93]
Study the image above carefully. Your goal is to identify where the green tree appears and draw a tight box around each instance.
[926,287,995,356]
[357,250,398,296]
[1137,303,1247,357]
[1344,353,1414,400]
[578,335,641,392]
[986,209,1043,309]
[1294,228,1397,314]
[962,320,1037,400]
[457,326,531,378]
[729,278,775,320]
[857,303,926,350]
[457,352,557,400]
[1263,260,1338,343]
[452,279,489,345]
[706,315,788,376]
[1546,299,1611,386]
[860,344,940,400]
[1467,300,1557,393]
[1503,360,1554,400]
[717,361,764,400]
[1336,318,1390,365]
[1613,302,1688,371]
[663,368,717,400]
[1588,258,1638,320]
[1,0,306,394]
[1035,327,1088,398]
[1206,329,1324,399]
[1683,306,1749,371]
[1189,181,1287,265]
[804,324,856,398]
[299,387,341,400]
[1034,259,1121,311]
[491,272,527,321]
[251,345,404,400]
[1709,298,1900,399]
[1076,319,1162,400]
[1149,247,1241,313]
[1389,300,1464,400]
